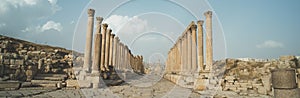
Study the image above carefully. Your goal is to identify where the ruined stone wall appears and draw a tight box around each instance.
[0,35,76,81]
[221,55,300,96]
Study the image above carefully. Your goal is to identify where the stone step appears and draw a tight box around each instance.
[33,76,64,81]
[31,80,63,84]
[19,87,58,90]
[35,74,67,78]
[31,83,57,87]
[0,81,21,90]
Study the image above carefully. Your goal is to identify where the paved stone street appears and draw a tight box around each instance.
[0,78,202,98]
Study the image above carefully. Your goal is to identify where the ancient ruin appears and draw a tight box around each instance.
[75,9,145,88]
[1,8,300,98]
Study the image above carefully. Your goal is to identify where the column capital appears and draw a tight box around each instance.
[190,22,197,30]
[204,11,213,17]
[96,17,104,23]
[102,24,108,28]
[108,29,112,33]
[88,9,95,17]
[197,20,204,26]
[111,34,115,37]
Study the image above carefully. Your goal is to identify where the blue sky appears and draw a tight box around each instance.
[0,0,299,62]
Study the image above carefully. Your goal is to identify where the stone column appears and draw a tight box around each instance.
[100,24,108,71]
[109,34,115,66]
[204,11,213,71]
[191,22,197,72]
[187,29,192,72]
[113,37,118,68]
[170,47,174,72]
[116,39,121,70]
[104,29,112,71]
[180,36,185,72]
[83,9,95,72]
[124,46,129,71]
[182,34,187,73]
[166,52,170,73]
[178,38,182,73]
[120,43,124,71]
[197,20,204,72]
[91,17,103,74]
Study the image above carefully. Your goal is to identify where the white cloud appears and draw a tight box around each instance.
[104,15,152,44]
[41,21,63,32]
[256,40,284,48]
[0,0,61,35]
[48,0,57,5]
[0,23,6,28]
[70,20,75,24]
[21,21,63,33]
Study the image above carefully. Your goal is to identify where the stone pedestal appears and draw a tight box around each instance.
[274,88,300,98]
[271,68,297,89]
[272,68,300,98]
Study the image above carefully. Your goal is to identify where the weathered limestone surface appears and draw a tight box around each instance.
[272,68,300,98]
[83,9,95,72]
[104,29,111,71]
[100,24,108,71]
[191,22,197,72]
[271,68,297,89]
[91,17,103,74]
[197,20,204,72]
[204,11,213,71]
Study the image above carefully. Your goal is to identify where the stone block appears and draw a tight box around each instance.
[4,59,10,64]
[78,80,92,88]
[66,80,80,88]
[194,78,208,91]
[15,59,24,65]
[274,88,300,98]
[257,86,267,95]
[280,55,297,61]
[272,68,297,89]
[0,81,21,90]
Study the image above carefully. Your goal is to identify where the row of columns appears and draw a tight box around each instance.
[83,9,144,75]
[165,11,213,75]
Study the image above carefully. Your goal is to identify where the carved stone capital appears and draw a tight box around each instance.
[204,11,212,17]
[108,29,112,33]
[87,9,95,17]
[96,17,104,23]
[197,20,204,26]
[102,24,108,29]
[190,22,197,30]
[111,34,115,37]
